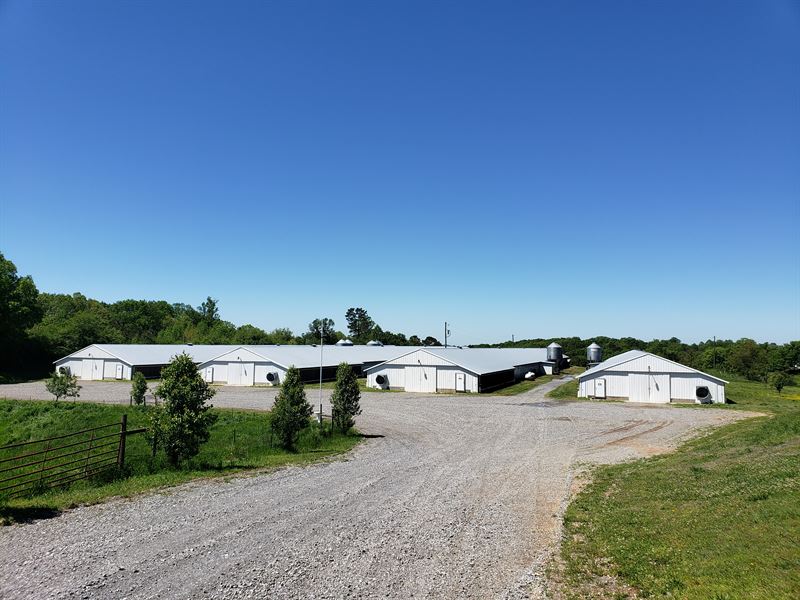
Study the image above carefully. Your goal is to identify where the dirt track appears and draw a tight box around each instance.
[0,380,746,599]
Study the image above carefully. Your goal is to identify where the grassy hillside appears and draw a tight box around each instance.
[550,379,800,599]
[0,399,360,524]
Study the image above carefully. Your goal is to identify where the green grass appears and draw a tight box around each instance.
[555,379,800,599]
[0,399,361,524]
[492,374,559,396]
[546,378,579,399]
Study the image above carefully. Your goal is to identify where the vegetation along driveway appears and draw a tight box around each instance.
[0,380,747,599]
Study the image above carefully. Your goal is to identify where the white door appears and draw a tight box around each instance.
[629,373,670,403]
[455,372,466,392]
[115,363,123,380]
[83,359,103,380]
[241,363,255,386]
[595,378,606,398]
[405,366,436,393]
[649,373,670,403]
[205,367,214,382]
[227,362,241,386]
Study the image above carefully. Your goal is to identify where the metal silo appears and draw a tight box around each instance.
[547,342,563,362]
[586,342,602,365]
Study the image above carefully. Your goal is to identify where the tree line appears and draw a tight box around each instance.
[2,252,796,384]
[0,252,440,381]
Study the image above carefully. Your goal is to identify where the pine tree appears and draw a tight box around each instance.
[130,371,148,405]
[270,366,312,449]
[331,362,361,433]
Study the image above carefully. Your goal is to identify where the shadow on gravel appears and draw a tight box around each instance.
[1,505,61,526]
[356,434,385,439]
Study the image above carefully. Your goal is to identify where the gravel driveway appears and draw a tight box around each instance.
[0,379,747,599]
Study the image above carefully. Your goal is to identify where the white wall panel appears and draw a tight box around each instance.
[670,374,726,403]
[367,365,405,389]
[435,367,478,393]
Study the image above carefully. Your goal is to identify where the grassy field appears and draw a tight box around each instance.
[0,399,361,524]
[550,378,800,599]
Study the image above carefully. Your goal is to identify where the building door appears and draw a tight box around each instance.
[405,366,436,393]
[227,362,241,386]
[595,378,606,398]
[649,373,670,403]
[82,359,93,380]
[241,363,255,386]
[455,372,466,392]
[205,367,214,382]
[82,359,104,380]
[629,373,670,402]
[115,363,123,379]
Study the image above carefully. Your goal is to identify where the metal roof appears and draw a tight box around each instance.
[58,344,553,375]
[56,344,244,366]
[364,347,550,376]
[57,343,426,370]
[577,350,727,383]
[228,345,420,369]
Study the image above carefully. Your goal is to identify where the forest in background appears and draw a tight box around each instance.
[1,252,797,382]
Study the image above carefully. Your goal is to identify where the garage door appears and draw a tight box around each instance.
[629,373,670,403]
[404,366,436,393]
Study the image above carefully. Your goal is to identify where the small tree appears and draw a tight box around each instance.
[768,371,791,395]
[153,353,218,467]
[130,371,148,406]
[45,370,81,401]
[331,362,361,433]
[270,366,312,450]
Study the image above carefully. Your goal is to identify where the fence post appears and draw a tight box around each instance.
[117,414,128,468]
[84,431,95,474]
[40,441,51,484]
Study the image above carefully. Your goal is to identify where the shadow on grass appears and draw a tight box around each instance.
[0,505,61,525]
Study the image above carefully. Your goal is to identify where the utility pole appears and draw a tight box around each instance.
[318,326,323,423]
[713,336,716,370]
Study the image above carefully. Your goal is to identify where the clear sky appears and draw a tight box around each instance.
[1,1,798,345]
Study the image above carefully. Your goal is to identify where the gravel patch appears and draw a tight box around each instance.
[0,379,749,599]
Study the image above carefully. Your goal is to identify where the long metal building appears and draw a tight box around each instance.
[363,347,558,393]
[55,344,419,385]
[576,350,727,403]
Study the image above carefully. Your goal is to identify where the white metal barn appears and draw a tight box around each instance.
[56,343,420,385]
[195,345,411,386]
[364,347,554,393]
[577,350,727,404]
[54,344,241,381]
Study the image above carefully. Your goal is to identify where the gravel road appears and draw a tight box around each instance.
[0,379,747,599]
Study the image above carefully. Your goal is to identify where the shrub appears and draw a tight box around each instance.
[331,362,361,433]
[130,371,148,406]
[768,371,791,395]
[44,370,81,401]
[270,366,312,450]
[151,353,218,467]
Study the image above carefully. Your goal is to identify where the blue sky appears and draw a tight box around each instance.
[1,1,798,344]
